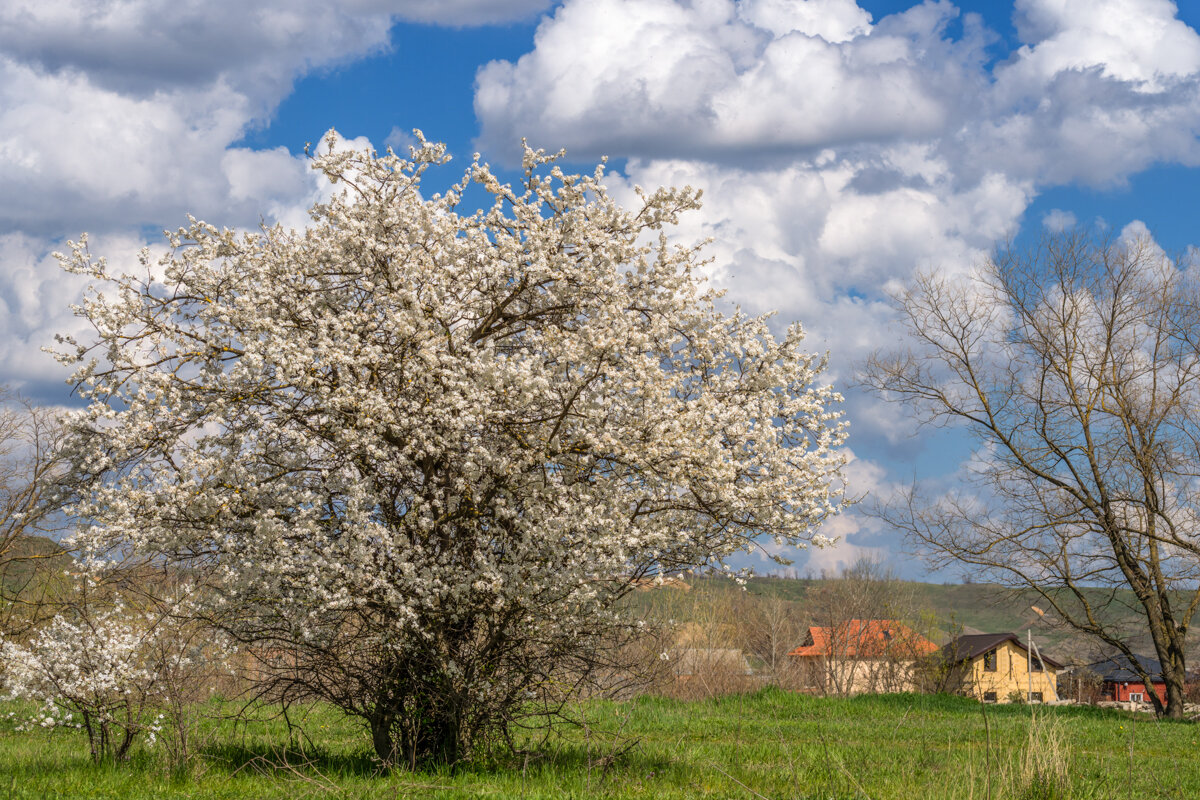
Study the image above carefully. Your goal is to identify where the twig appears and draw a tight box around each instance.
[832,755,875,800]
[891,704,913,740]
[709,761,773,800]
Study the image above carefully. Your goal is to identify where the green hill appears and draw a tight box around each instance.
[633,574,1177,666]
[0,534,71,597]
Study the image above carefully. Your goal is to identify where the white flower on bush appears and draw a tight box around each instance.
[0,605,165,761]
[52,132,848,765]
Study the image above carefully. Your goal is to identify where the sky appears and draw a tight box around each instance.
[3,0,1200,579]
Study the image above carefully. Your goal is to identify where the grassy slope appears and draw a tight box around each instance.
[0,534,69,596]
[730,576,1168,664]
[2,691,1196,799]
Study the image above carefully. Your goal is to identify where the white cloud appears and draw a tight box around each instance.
[346,0,553,26]
[602,146,1028,380]
[1009,0,1200,89]
[736,0,871,42]
[475,0,988,163]
[477,0,1200,186]
[3,0,1200,582]
[0,57,319,237]
[475,0,1200,457]
[0,0,408,238]
[384,127,421,154]
[769,448,899,575]
[0,231,154,396]
[1042,208,1077,231]
[0,1,393,104]
[472,0,1200,581]
[0,0,551,392]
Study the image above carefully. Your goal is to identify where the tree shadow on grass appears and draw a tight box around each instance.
[466,739,672,782]
[204,741,381,779]
[203,735,672,786]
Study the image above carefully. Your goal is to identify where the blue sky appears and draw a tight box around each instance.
[3,0,1200,578]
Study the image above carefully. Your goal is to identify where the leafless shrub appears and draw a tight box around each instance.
[0,389,73,636]
[1057,668,1104,705]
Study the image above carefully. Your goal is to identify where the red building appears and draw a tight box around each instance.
[1086,655,1166,704]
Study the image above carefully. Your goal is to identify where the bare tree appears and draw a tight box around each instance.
[656,581,758,700]
[863,230,1200,718]
[743,592,804,687]
[0,389,70,633]
[802,558,931,696]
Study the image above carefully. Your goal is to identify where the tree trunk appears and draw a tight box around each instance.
[1159,639,1188,719]
[370,713,397,766]
[1164,669,1186,719]
[429,713,460,766]
[369,705,462,769]
[1144,614,1188,719]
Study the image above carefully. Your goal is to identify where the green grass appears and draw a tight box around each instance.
[1,690,1196,799]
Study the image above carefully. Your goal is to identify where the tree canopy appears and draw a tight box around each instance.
[53,135,848,764]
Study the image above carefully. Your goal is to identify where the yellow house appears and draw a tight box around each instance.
[939,633,1061,703]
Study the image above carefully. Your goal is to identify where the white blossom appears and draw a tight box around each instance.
[52,133,847,765]
[1,605,161,760]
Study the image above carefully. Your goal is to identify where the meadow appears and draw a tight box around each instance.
[1,689,1195,799]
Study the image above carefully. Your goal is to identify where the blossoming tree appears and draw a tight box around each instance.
[1,582,232,764]
[2,604,165,762]
[53,135,847,766]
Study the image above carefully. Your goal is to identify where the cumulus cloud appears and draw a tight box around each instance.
[0,58,316,238]
[0,0,548,97]
[602,145,1029,379]
[475,0,1200,380]
[348,0,554,25]
[0,0,553,393]
[478,0,1200,181]
[0,231,154,396]
[4,0,1200,575]
[0,0,548,239]
[473,0,1200,576]
[1008,0,1200,89]
[476,0,989,163]
[761,448,898,575]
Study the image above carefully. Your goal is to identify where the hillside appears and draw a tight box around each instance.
[632,574,1182,667]
[0,534,71,596]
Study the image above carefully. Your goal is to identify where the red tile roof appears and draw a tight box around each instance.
[787,619,938,659]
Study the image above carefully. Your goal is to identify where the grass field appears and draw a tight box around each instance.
[1,690,1196,799]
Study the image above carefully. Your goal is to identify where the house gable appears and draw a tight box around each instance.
[942,633,1060,703]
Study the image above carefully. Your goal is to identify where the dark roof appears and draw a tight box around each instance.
[940,632,1063,669]
[1084,654,1164,684]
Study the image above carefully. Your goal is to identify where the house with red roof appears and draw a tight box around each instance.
[787,619,939,695]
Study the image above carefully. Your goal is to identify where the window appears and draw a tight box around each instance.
[1031,656,1044,672]
[1129,692,1144,702]
[1028,692,1043,703]
[983,691,997,703]
[983,649,997,671]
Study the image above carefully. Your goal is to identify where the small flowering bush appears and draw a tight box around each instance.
[0,605,166,762]
[54,133,847,767]
[0,583,232,765]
